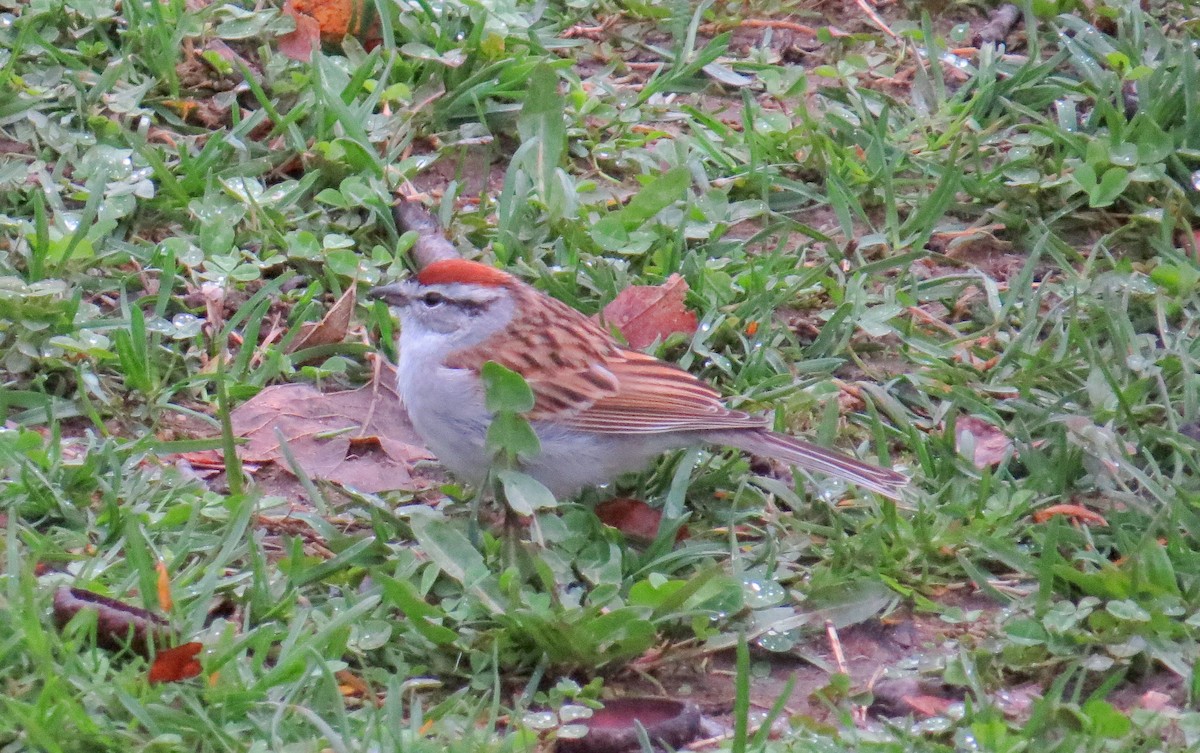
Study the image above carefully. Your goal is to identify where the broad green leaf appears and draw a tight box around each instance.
[486,413,540,458]
[409,517,485,584]
[1082,700,1132,739]
[1137,540,1181,596]
[590,167,691,245]
[497,470,557,515]
[1105,599,1151,622]
[1090,167,1130,207]
[375,573,460,645]
[481,361,535,412]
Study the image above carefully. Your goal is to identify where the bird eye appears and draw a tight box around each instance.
[421,292,445,307]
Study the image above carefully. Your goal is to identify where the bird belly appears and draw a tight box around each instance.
[396,359,682,497]
[524,423,681,497]
[397,362,492,486]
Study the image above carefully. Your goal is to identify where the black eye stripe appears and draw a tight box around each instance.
[418,290,487,315]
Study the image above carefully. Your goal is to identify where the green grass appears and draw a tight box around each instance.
[2,0,1200,750]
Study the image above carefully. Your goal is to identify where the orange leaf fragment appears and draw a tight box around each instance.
[282,0,381,58]
[155,560,172,612]
[162,99,199,120]
[149,642,203,684]
[1032,504,1108,527]
[602,274,699,350]
[336,669,372,699]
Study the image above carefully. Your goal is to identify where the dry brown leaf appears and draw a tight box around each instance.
[231,366,438,493]
[601,274,699,350]
[52,587,170,656]
[287,286,357,354]
[283,0,382,53]
[279,0,323,61]
[954,416,1013,468]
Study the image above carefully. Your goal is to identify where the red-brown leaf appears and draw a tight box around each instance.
[594,497,688,543]
[602,274,699,350]
[149,642,204,684]
[954,416,1012,468]
[279,1,322,62]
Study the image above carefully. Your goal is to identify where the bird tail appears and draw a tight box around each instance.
[710,430,908,500]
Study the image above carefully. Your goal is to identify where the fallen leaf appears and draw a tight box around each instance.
[52,587,169,656]
[336,669,374,701]
[902,694,955,717]
[601,274,699,350]
[0,138,31,155]
[230,365,439,494]
[287,285,356,354]
[594,497,688,543]
[954,416,1012,468]
[1032,503,1108,526]
[279,0,322,61]
[284,0,381,52]
[149,642,203,684]
[1138,690,1174,712]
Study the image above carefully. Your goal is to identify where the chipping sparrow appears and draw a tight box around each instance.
[369,259,907,500]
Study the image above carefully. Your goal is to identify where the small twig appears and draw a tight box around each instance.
[561,16,618,39]
[973,3,1021,47]
[699,18,850,38]
[866,665,886,696]
[854,0,897,39]
[686,733,732,750]
[907,306,963,338]
[825,620,848,675]
[825,620,868,725]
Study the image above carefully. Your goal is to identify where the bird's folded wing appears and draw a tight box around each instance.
[528,350,771,434]
[447,296,769,434]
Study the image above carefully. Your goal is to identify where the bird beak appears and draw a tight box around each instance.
[368,282,412,307]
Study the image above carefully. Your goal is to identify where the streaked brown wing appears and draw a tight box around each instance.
[446,285,768,434]
[552,350,770,434]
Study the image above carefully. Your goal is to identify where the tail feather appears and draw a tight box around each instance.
[712,430,908,500]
